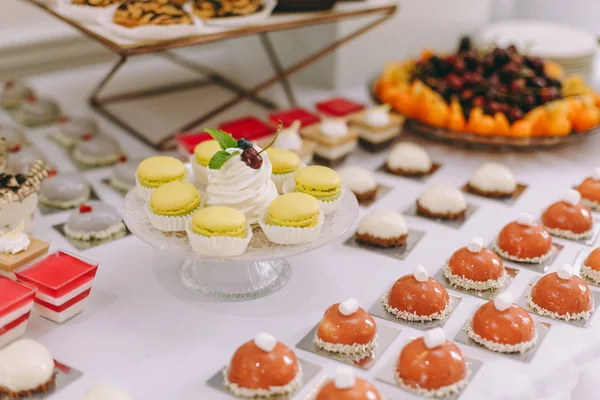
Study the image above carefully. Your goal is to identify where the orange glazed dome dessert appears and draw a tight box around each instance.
[225,332,302,398]
[444,236,507,291]
[383,265,452,321]
[396,328,468,397]
[315,366,382,400]
[577,167,600,211]
[528,264,594,321]
[495,213,553,263]
[541,189,594,240]
[581,248,600,284]
[467,292,537,353]
[314,298,377,356]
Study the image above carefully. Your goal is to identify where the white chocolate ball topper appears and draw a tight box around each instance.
[493,292,514,312]
[563,189,581,206]
[339,298,359,316]
[557,263,574,280]
[467,236,483,253]
[424,327,446,349]
[517,213,534,226]
[334,366,356,389]
[254,332,277,352]
[413,265,429,282]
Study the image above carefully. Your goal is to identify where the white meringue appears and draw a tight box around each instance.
[387,142,432,173]
[417,184,466,214]
[339,298,359,316]
[467,237,483,253]
[517,213,534,226]
[494,292,514,312]
[254,332,277,352]
[423,328,445,349]
[413,265,429,282]
[334,367,355,389]
[468,163,517,194]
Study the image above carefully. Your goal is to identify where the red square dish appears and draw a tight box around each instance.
[218,116,276,139]
[316,97,365,118]
[269,108,320,128]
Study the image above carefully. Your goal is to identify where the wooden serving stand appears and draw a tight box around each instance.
[24,0,397,150]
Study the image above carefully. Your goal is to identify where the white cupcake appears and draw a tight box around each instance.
[338,166,378,204]
[468,162,517,197]
[386,142,432,176]
[417,184,467,220]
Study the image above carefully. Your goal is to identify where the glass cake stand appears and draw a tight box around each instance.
[122,189,358,300]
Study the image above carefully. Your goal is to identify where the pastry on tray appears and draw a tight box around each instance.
[356,209,407,248]
[71,135,124,168]
[193,0,264,19]
[300,118,359,166]
[19,96,60,127]
[113,0,194,28]
[338,166,378,204]
[64,201,126,241]
[581,248,600,284]
[315,367,382,400]
[467,162,517,198]
[39,172,91,209]
[0,124,28,152]
[187,206,252,257]
[109,157,140,193]
[0,80,35,110]
[7,146,48,176]
[0,339,56,397]
[72,0,119,6]
[528,263,593,321]
[349,104,404,152]
[0,221,50,274]
[467,292,537,353]
[224,332,302,398]
[386,142,433,177]
[577,168,600,211]
[541,189,594,240]
[495,213,553,264]
[53,117,98,148]
[396,328,468,398]
[314,298,377,356]
[417,184,467,220]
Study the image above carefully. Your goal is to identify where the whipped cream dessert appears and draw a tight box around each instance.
[0,339,55,396]
[205,147,278,225]
[468,162,517,196]
[365,105,391,127]
[417,184,467,217]
[0,221,30,255]
[320,118,349,138]
[386,142,432,174]
[1,80,34,109]
[338,166,377,198]
[357,209,408,239]
[274,120,303,153]
[82,384,133,400]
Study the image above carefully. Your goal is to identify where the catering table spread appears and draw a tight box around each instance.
[3,59,600,400]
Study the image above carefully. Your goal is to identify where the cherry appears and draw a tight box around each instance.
[79,204,93,214]
[498,102,510,114]
[119,155,128,163]
[486,101,502,114]
[241,147,263,169]
[521,94,536,110]
[540,87,560,103]
[528,76,546,88]
[488,74,501,87]
[473,96,485,108]
[506,44,518,54]
[461,89,474,100]
[446,74,464,91]
[445,55,457,65]
[453,58,467,73]
[508,108,524,123]
[510,79,526,92]
[493,48,509,66]
[237,138,253,150]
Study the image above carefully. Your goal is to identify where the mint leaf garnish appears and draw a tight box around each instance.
[208,150,238,170]
[204,128,238,150]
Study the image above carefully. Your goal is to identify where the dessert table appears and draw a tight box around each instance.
[3,58,600,400]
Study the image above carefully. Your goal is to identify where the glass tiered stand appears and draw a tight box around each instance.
[123,189,359,300]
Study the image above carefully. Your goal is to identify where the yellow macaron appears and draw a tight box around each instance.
[265,147,301,175]
[137,156,186,188]
[149,181,201,216]
[191,206,246,237]
[294,165,342,201]
[194,140,221,167]
[268,192,320,228]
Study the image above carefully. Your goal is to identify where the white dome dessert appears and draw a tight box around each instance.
[468,163,517,197]
[417,184,467,219]
[386,142,432,176]
[0,339,55,396]
[356,208,408,247]
[82,384,133,400]
[338,166,377,203]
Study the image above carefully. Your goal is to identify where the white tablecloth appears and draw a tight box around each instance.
[3,59,600,400]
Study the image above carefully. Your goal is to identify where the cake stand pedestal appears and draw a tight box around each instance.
[122,189,358,300]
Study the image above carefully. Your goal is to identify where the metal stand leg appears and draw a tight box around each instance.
[259,33,297,108]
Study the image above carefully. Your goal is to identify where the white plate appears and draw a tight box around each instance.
[57,0,117,24]
[199,0,277,28]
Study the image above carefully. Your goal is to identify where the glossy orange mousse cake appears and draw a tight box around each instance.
[314,298,377,356]
[495,213,553,263]
[315,366,382,400]
[383,265,452,321]
[581,248,600,284]
[396,328,468,397]
[444,236,507,291]
[528,263,594,321]
[225,332,302,398]
[576,168,600,211]
[541,189,594,240]
[467,292,537,353]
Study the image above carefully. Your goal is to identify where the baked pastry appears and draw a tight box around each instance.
[0,339,56,397]
[300,118,359,166]
[386,142,433,176]
[315,367,382,400]
[64,201,126,241]
[316,97,365,120]
[147,181,201,232]
[72,0,119,6]
[82,385,133,400]
[136,156,187,202]
[53,117,98,148]
[577,168,600,210]
[113,0,194,28]
[495,213,553,263]
[265,147,301,194]
[259,193,323,245]
[7,146,48,176]
[225,332,302,398]
[314,298,377,355]
[0,275,35,347]
[0,221,50,274]
[417,184,467,220]
[467,162,517,198]
[39,172,91,209]
[289,165,342,214]
[396,328,468,397]
[528,263,593,321]
[467,292,537,353]
[0,161,48,234]
[356,209,408,248]
[109,157,140,193]
[190,140,221,186]
[444,237,507,291]
[72,135,123,167]
[0,80,34,110]
[193,0,264,18]
[338,166,378,204]
[383,265,451,322]
[204,130,277,225]
[581,248,600,284]
[19,96,60,127]
[350,104,404,152]
[187,206,252,257]
[542,189,593,240]
[0,124,27,151]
